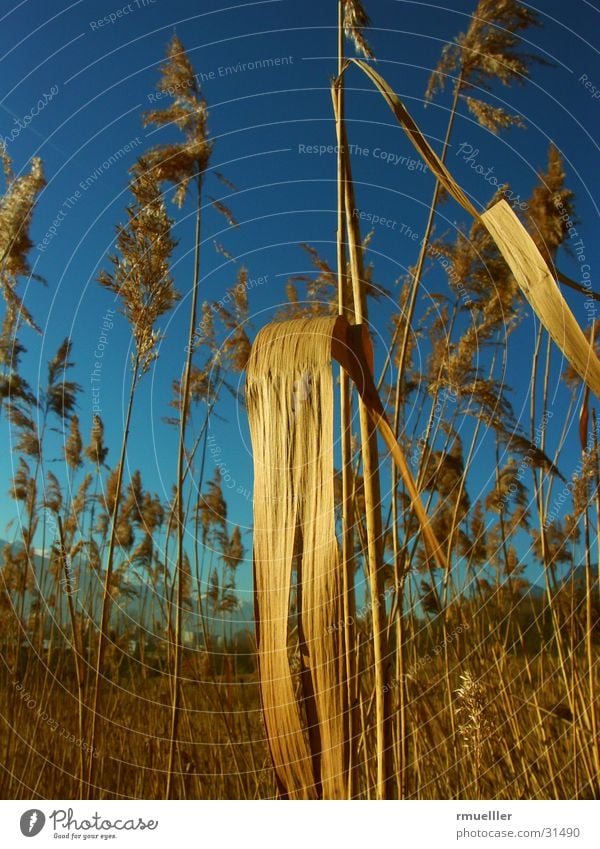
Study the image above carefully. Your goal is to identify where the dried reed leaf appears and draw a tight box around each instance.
[349,59,479,218]
[331,317,448,571]
[247,317,350,800]
[481,200,600,398]
[345,63,600,399]
[247,314,450,797]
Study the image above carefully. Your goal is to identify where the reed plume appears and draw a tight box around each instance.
[426,0,543,132]
[87,159,177,791]
[142,34,230,798]
[342,0,374,60]
[0,151,45,332]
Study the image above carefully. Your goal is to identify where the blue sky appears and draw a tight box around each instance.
[2,0,600,599]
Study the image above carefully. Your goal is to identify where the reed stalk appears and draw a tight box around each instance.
[57,515,86,799]
[340,129,392,799]
[166,173,203,799]
[87,353,140,792]
[335,3,358,797]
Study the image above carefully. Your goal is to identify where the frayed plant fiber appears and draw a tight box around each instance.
[246,316,350,800]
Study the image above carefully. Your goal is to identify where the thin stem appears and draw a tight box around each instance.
[57,515,86,799]
[587,411,600,790]
[336,0,356,800]
[166,173,203,799]
[383,69,463,396]
[342,140,392,800]
[87,354,140,793]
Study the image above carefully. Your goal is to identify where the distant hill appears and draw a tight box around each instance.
[529,562,598,598]
[0,538,256,641]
